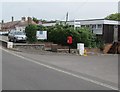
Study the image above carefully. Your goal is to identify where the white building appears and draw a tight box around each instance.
[67,19,120,43]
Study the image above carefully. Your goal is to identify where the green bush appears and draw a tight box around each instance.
[77,27,97,48]
[95,37,105,50]
[47,24,98,48]
[105,13,120,21]
[25,24,37,43]
[25,23,103,48]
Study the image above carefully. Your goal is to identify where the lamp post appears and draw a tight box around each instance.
[1,20,4,33]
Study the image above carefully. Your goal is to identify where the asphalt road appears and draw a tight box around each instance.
[1,47,118,90]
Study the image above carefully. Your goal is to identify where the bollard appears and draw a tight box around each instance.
[7,42,13,48]
[77,43,84,56]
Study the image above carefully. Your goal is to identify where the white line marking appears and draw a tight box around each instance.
[1,47,119,90]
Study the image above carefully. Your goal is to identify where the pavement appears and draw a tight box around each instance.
[1,47,118,90]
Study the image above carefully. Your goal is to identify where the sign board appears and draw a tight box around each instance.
[36,31,47,40]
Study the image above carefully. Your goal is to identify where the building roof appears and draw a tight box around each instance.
[3,21,20,29]
[66,19,120,25]
[2,19,37,30]
[16,21,37,27]
[76,19,119,21]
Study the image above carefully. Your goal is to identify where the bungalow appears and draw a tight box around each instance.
[60,19,119,43]
[73,19,120,43]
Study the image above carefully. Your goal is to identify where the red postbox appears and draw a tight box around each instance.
[67,36,72,44]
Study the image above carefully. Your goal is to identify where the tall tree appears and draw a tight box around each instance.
[33,17,39,24]
[105,13,120,21]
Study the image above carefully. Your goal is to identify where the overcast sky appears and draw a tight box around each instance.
[1,1,119,22]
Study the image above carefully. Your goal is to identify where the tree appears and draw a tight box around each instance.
[105,13,120,21]
[33,17,39,24]
[25,24,37,43]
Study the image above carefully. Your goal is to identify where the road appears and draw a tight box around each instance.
[1,47,118,90]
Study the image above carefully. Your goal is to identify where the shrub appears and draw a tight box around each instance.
[47,24,98,48]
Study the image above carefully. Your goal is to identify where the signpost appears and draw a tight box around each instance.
[67,36,72,53]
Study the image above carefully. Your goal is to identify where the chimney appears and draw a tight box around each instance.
[12,16,14,22]
[27,17,32,24]
[21,17,26,21]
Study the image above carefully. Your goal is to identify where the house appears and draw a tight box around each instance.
[1,17,37,32]
[63,19,119,43]
[74,19,120,43]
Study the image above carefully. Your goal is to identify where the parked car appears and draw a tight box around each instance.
[8,31,27,42]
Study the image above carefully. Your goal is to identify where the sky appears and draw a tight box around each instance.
[1,0,119,22]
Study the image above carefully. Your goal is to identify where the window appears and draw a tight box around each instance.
[92,25,96,29]
[81,25,85,27]
[97,24,102,28]
[86,25,90,28]
[76,27,80,29]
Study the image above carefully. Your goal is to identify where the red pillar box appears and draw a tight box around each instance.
[67,36,72,44]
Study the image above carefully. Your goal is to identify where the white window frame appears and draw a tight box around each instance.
[92,25,96,29]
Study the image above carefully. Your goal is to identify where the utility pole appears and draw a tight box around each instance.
[65,12,68,24]
[1,20,4,32]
